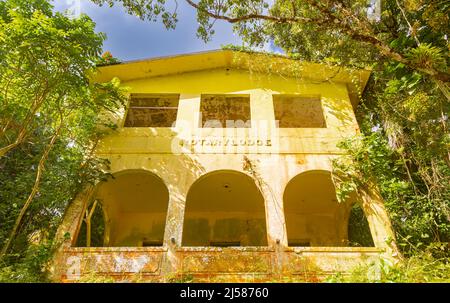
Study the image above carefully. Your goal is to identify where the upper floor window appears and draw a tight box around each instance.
[124,94,180,127]
[273,95,326,128]
[200,94,251,128]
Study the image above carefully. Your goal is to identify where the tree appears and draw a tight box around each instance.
[0,0,125,280]
[92,1,449,82]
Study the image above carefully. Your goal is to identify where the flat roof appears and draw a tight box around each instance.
[94,49,371,107]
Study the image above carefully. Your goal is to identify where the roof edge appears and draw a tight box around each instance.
[94,49,371,106]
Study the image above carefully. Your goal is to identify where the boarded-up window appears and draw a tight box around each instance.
[273,95,326,128]
[124,94,179,127]
[200,94,251,128]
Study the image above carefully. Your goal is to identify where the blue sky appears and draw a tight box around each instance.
[53,0,272,62]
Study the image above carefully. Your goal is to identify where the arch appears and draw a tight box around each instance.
[347,203,374,247]
[182,170,268,246]
[77,169,170,247]
[283,170,352,247]
[76,200,106,247]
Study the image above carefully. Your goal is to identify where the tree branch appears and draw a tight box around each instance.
[183,0,450,83]
[0,114,64,257]
[184,0,314,23]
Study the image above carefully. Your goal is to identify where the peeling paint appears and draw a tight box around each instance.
[59,247,383,282]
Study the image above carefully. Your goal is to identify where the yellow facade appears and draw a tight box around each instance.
[52,50,398,282]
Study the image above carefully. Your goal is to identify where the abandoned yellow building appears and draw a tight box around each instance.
[52,50,399,282]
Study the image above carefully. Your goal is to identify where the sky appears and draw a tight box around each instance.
[52,0,279,62]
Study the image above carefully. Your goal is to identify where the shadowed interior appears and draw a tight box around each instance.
[284,170,351,246]
[94,170,170,247]
[182,170,268,246]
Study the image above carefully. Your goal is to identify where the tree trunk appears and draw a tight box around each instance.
[84,200,98,248]
[0,125,62,257]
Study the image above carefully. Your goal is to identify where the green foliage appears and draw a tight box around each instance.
[0,240,54,282]
[100,1,448,79]
[347,204,375,247]
[0,0,126,282]
[333,129,450,255]
[406,43,446,70]
[167,273,195,283]
[76,271,115,283]
[327,247,450,282]
[76,202,106,247]
[91,0,178,29]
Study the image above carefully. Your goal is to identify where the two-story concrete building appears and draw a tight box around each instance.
[51,50,398,282]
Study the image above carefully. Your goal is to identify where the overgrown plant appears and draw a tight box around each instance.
[327,245,450,282]
[0,0,126,282]
[332,130,449,256]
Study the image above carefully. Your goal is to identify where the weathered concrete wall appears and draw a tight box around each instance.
[59,247,383,282]
[112,212,167,246]
[200,94,252,128]
[96,69,359,155]
[273,95,327,128]
[124,94,179,127]
[183,214,267,247]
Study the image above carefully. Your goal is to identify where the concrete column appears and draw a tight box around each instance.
[161,181,190,279]
[336,202,353,246]
[259,181,288,248]
[163,187,188,247]
[250,178,285,278]
[49,186,94,281]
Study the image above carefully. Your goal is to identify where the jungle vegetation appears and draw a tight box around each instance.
[0,0,449,282]
[0,0,125,281]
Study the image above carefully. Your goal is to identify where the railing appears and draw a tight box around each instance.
[59,246,383,282]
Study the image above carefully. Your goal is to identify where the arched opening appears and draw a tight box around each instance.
[76,201,106,247]
[283,170,352,247]
[347,203,374,247]
[76,170,170,247]
[182,170,268,247]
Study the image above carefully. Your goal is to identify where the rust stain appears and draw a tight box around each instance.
[59,247,382,283]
